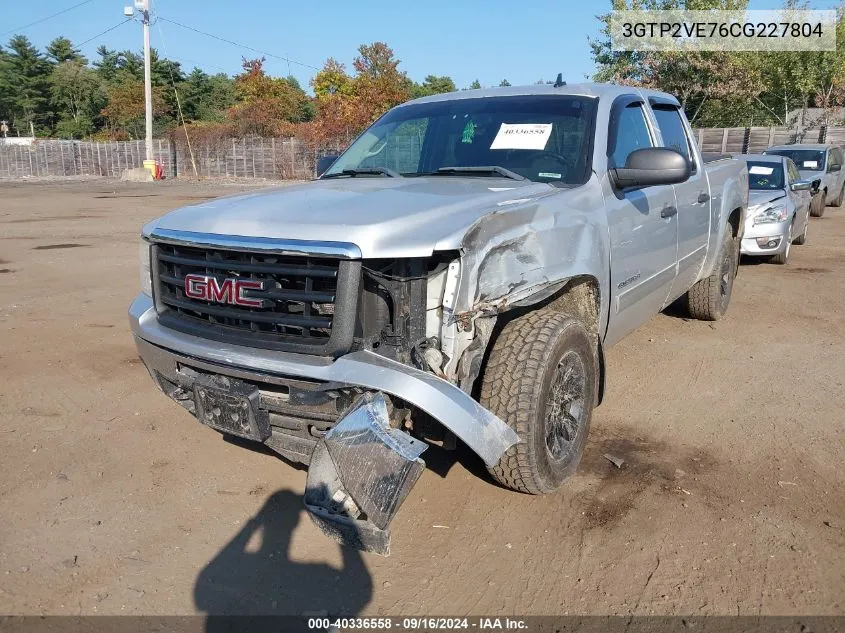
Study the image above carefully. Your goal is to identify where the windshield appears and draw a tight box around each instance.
[746,161,785,190]
[323,95,597,185]
[766,149,825,171]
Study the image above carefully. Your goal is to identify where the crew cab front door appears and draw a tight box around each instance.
[604,97,679,346]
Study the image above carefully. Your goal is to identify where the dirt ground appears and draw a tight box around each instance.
[0,179,843,617]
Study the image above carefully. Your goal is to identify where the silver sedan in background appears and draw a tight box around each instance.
[736,154,812,265]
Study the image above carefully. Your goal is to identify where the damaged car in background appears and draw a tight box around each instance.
[130,82,748,554]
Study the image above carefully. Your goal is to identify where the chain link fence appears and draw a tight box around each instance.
[1,127,843,181]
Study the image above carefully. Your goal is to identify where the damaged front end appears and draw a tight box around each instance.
[304,392,427,556]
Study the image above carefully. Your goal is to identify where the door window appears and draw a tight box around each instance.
[652,105,693,166]
[609,103,653,168]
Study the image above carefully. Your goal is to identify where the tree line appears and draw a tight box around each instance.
[2,0,841,148]
[590,0,845,128]
[0,35,509,146]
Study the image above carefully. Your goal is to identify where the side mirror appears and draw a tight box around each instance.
[790,180,812,191]
[611,147,691,189]
[828,164,841,173]
[316,155,339,178]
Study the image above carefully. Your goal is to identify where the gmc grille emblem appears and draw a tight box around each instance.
[184,274,267,308]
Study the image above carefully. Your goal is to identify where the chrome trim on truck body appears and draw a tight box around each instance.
[144,228,363,259]
[129,294,519,467]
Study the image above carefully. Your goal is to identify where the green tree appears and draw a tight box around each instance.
[182,68,235,122]
[50,60,103,137]
[46,36,86,65]
[93,46,121,83]
[411,74,456,98]
[468,79,482,89]
[0,35,52,135]
[498,79,511,87]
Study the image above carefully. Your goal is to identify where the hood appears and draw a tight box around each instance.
[147,177,557,258]
[798,168,824,181]
[747,190,786,213]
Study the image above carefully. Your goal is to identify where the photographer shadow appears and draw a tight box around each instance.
[194,489,373,628]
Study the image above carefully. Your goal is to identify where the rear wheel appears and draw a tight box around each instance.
[686,229,737,321]
[833,184,845,208]
[481,309,596,495]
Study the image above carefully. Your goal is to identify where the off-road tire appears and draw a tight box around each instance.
[833,184,845,208]
[813,192,826,217]
[480,309,596,495]
[685,229,738,321]
[794,217,808,245]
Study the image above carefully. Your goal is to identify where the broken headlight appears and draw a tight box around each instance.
[753,204,788,226]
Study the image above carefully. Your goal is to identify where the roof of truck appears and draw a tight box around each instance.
[398,82,681,108]
[766,144,833,152]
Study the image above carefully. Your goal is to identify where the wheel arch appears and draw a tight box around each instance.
[456,275,606,406]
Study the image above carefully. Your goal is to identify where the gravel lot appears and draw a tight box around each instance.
[0,179,843,616]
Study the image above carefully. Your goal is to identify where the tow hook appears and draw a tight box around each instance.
[303,392,427,556]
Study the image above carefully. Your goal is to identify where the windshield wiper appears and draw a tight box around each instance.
[322,167,401,179]
[433,166,526,181]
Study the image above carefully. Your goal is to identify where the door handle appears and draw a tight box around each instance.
[698,192,710,203]
[660,206,678,219]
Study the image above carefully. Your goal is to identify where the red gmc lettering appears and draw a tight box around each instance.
[183,274,264,307]
[184,273,210,300]
[233,280,264,307]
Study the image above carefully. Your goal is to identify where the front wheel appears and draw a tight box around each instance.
[685,229,737,321]
[480,309,596,494]
[794,216,808,245]
[770,226,792,265]
[812,193,826,217]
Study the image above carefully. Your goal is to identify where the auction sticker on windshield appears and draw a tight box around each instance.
[490,123,552,150]
[749,165,774,175]
[803,160,818,168]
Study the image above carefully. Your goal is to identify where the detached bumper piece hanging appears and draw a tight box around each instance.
[303,392,427,556]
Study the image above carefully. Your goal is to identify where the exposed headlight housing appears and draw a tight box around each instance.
[753,204,788,226]
[140,238,152,296]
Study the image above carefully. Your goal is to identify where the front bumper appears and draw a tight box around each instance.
[740,219,791,256]
[129,294,518,467]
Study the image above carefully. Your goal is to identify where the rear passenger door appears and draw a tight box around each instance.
[649,100,710,304]
[604,96,679,346]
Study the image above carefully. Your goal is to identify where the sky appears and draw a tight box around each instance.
[1,0,841,92]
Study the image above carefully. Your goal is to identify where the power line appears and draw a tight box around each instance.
[1,0,99,37]
[77,18,133,48]
[157,16,320,71]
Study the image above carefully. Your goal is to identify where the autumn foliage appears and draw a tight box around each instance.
[175,42,415,148]
[306,42,411,146]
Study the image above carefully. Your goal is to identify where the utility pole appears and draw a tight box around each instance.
[141,0,153,161]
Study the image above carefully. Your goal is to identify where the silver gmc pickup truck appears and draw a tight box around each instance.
[130,83,748,553]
